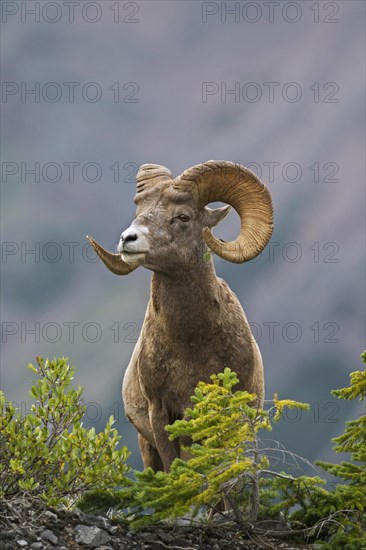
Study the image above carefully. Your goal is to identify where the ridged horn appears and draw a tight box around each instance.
[135,164,173,198]
[86,235,137,275]
[173,160,273,263]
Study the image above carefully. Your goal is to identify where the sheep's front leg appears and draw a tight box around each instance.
[138,433,164,472]
[149,403,179,472]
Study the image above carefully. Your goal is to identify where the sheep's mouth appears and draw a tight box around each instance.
[121,250,147,263]
[122,249,148,255]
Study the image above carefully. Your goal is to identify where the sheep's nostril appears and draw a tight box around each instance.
[123,233,138,243]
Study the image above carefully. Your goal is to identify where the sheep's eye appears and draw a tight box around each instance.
[177,214,190,222]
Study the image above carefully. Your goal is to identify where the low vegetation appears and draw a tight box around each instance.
[0,356,130,516]
[1,354,365,549]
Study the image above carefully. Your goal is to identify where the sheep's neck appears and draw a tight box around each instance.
[150,262,221,341]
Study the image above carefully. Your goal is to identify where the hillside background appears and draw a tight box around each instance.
[1,0,365,472]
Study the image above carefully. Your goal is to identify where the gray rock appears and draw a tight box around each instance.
[18,527,34,538]
[16,541,28,548]
[96,516,111,529]
[30,544,43,549]
[159,532,175,543]
[74,525,111,547]
[174,517,193,526]
[84,514,111,530]
[44,511,58,521]
[172,538,192,548]
[40,529,58,545]
[137,531,159,543]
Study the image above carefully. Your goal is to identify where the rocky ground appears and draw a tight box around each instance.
[1,506,316,550]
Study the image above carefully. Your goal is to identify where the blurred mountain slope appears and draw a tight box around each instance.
[1,1,364,468]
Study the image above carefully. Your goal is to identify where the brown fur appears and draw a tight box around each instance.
[121,188,264,472]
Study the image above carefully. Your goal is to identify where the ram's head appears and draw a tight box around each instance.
[87,160,273,275]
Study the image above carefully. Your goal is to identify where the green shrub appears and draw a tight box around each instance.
[2,352,365,550]
[260,352,366,549]
[0,356,130,510]
[119,368,313,529]
[309,352,366,549]
[103,355,365,550]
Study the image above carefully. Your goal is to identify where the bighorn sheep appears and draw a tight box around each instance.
[87,160,273,472]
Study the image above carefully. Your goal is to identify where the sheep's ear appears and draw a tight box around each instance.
[203,205,231,228]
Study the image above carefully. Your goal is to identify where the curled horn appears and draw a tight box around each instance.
[173,160,273,263]
[135,164,173,201]
[86,164,172,276]
[86,235,137,275]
